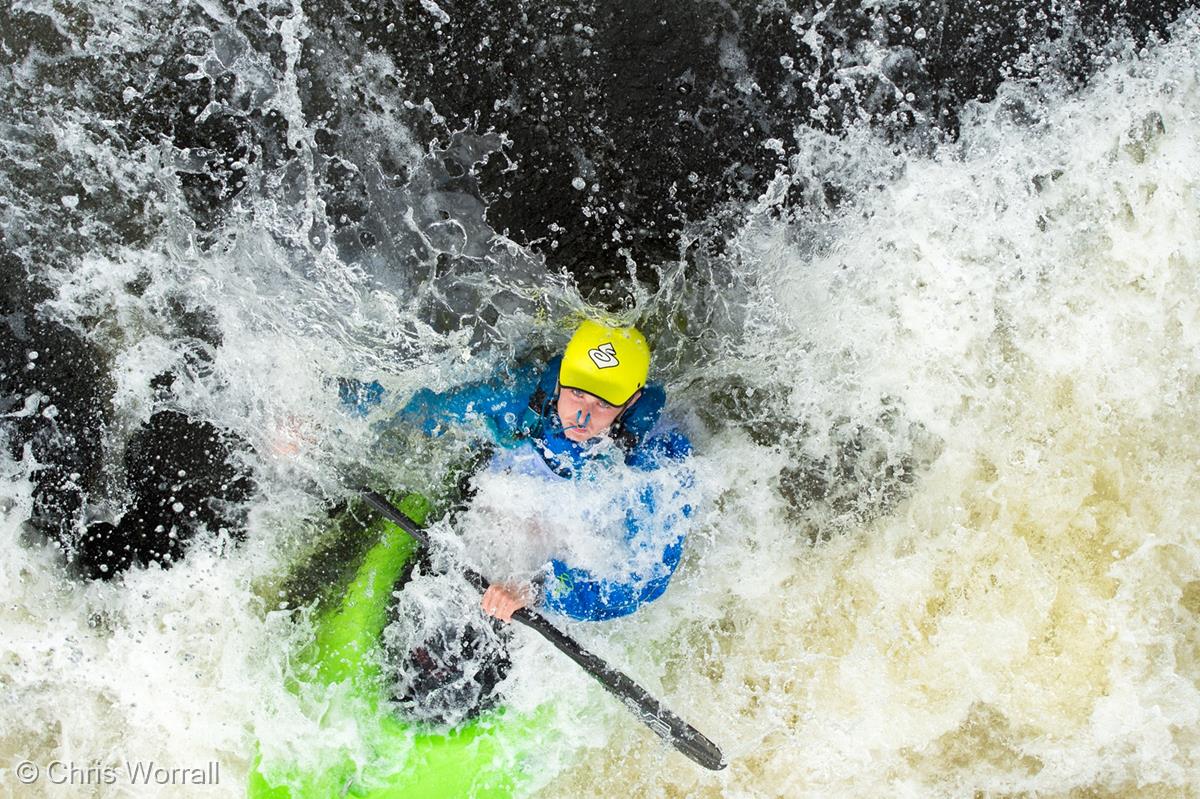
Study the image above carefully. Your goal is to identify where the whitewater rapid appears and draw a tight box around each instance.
[3,5,1200,799]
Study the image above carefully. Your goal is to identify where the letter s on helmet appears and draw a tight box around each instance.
[559,320,650,406]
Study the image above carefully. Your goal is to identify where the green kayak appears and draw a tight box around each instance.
[248,494,553,798]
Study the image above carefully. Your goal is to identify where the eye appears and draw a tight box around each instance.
[570,389,586,399]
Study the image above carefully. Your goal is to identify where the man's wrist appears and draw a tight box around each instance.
[527,577,546,608]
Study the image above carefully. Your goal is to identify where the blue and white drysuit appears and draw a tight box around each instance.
[342,356,693,622]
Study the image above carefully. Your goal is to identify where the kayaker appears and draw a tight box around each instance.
[336,319,694,724]
[348,319,694,623]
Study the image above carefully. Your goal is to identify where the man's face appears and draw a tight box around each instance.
[555,385,639,443]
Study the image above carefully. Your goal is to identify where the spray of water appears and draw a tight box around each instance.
[546,14,1200,797]
[2,1,1198,797]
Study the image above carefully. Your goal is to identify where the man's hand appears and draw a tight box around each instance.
[270,415,314,457]
[481,582,534,622]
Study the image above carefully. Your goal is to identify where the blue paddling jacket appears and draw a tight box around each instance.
[341,356,693,622]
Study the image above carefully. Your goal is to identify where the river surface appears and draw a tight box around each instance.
[2,2,1199,797]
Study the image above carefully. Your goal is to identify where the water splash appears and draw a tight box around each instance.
[2,1,1198,797]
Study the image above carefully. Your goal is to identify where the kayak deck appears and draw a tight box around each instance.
[249,494,551,799]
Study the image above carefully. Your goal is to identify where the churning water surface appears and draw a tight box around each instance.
[2,1,1199,797]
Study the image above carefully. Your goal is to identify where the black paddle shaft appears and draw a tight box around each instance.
[359,489,727,771]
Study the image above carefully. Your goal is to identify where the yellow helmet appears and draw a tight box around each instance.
[558,320,650,406]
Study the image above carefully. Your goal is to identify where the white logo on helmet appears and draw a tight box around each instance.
[587,343,619,369]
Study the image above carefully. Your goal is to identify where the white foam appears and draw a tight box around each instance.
[3,8,1200,799]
